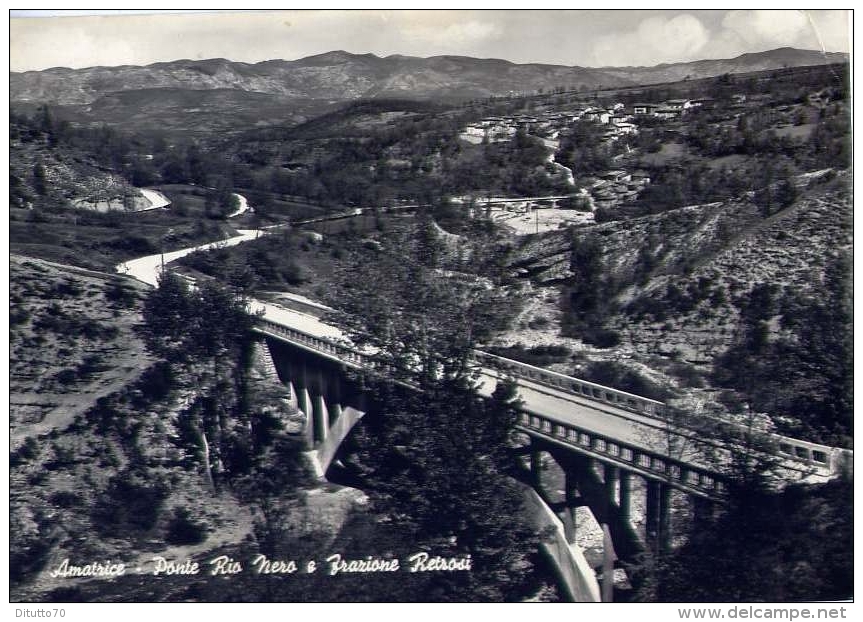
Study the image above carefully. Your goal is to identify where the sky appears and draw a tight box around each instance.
[9,9,851,72]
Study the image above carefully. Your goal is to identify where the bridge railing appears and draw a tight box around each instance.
[474,350,667,418]
[517,410,725,496]
[473,350,848,476]
[256,318,850,477]
[774,435,851,475]
[256,318,369,367]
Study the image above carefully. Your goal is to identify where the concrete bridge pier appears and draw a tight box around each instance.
[659,483,672,555]
[619,471,632,524]
[325,370,344,426]
[298,387,312,427]
[264,338,368,478]
[311,367,335,444]
[604,465,620,511]
[563,469,581,545]
[312,393,329,443]
[556,455,627,601]
[550,450,646,562]
[645,480,673,555]
[645,480,659,553]
[530,444,545,489]
[285,380,299,409]
[692,494,715,526]
[600,464,620,602]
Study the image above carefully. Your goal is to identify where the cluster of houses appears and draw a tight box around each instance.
[584,169,651,210]
[460,96,721,147]
[631,97,715,119]
[459,102,640,147]
[456,96,726,214]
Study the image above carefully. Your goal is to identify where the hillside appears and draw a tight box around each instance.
[500,170,852,444]
[9,257,358,602]
[11,48,847,108]
[599,47,847,85]
[8,256,253,596]
[72,88,330,135]
[8,52,624,106]
[9,256,151,447]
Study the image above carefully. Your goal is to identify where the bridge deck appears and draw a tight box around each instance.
[113,232,846,484]
[476,368,714,470]
[255,305,719,473]
[254,300,344,340]
[255,303,846,484]
[479,370,678,452]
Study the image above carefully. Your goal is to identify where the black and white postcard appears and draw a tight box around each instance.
[8,9,853,614]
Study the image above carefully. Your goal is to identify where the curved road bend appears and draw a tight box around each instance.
[115,209,820,478]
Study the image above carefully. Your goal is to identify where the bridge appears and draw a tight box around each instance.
[251,302,851,602]
[117,226,851,603]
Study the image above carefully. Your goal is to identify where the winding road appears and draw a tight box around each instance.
[115,193,341,339]
[116,196,847,485]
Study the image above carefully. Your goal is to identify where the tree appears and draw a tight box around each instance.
[35,104,54,136]
[31,162,47,196]
[140,271,194,362]
[630,265,852,600]
[712,259,852,445]
[330,228,543,600]
[140,271,260,490]
[638,474,853,602]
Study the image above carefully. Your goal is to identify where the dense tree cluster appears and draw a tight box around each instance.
[636,478,853,602]
[557,121,614,178]
[712,256,852,445]
[330,227,544,601]
[560,231,622,347]
[139,272,282,490]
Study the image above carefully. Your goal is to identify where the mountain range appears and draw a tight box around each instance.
[10,47,848,106]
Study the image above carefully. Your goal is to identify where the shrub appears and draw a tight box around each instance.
[10,437,39,467]
[104,279,138,308]
[92,473,168,535]
[54,368,78,386]
[9,306,30,327]
[49,490,81,508]
[77,354,108,376]
[527,316,550,329]
[105,235,156,255]
[281,261,307,285]
[486,343,571,367]
[165,507,207,545]
[580,360,670,401]
[50,279,83,298]
[668,362,706,388]
[136,362,174,403]
[581,327,621,349]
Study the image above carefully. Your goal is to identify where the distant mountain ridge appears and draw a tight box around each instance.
[10,47,848,106]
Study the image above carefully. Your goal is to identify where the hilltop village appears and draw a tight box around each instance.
[458,95,759,221]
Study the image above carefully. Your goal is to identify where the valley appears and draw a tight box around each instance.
[8,36,853,604]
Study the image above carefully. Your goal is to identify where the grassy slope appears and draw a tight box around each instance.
[9,257,261,600]
[9,256,152,445]
[493,171,851,429]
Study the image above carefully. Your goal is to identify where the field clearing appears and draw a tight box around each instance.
[773,123,817,139]
[705,153,749,171]
[636,142,686,166]
[495,206,594,235]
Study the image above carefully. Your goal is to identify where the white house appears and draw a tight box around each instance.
[664,99,692,112]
